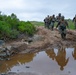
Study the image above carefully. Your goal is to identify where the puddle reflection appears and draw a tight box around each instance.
[46,48,69,71]
[0,47,76,75]
[45,48,56,60]
[55,48,69,71]
[72,46,76,60]
[0,53,36,73]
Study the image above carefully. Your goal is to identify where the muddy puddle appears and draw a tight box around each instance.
[0,47,76,75]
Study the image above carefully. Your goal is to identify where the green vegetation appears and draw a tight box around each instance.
[0,12,36,40]
[67,19,75,30]
[0,12,75,41]
[18,21,36,36]
[54,19,75,29]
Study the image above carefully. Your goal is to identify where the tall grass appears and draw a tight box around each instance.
[67,20,75,30]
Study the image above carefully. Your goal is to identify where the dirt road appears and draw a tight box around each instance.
[28,26,76,50]
[5,26,76,53]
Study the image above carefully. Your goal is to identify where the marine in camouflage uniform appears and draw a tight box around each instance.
[56,13,62,22]
[56,16,69,39]
[49,15,56,30]
[73,15,76,29]
[44,15,50,29]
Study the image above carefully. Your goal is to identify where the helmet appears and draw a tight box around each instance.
[58,13,61,16]
[61,16,64,20]
[53,14,55,17]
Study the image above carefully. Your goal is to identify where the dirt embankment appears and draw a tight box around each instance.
[5,26,76,52]
[27,26,76,50]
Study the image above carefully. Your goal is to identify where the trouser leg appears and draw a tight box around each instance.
[75,22,76,29]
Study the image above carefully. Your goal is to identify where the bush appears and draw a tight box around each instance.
[0,21,11,39]
[0,21,19,39]
[8,29,19,39]
[0,12,36,40]
[18,21,36,36]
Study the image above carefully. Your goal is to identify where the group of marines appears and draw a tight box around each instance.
[44,13,76,39]
[44,13,68,30]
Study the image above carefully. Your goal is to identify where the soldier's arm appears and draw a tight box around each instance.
[44,19,45,22]
[54,18,56,22]
[56,22,60,28]
[73,17,75,22]
[55,16,58,22]
[65,21,69,28]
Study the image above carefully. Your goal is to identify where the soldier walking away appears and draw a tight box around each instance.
[73,15,76,29]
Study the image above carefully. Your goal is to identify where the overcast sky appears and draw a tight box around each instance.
[0,0,76,21]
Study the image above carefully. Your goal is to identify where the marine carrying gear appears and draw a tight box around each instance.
[60,24,66,31]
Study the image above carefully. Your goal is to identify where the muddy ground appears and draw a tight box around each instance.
[28,26,76,49]
[1,26,76,75]
[6,26,76,52]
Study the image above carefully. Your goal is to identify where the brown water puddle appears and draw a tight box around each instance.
[0,47,76,75]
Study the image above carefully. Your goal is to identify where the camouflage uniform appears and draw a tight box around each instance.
[49,15,56,30]
[56,13,62,33]
[56,16,69,39]
[44,15,50,29]
[56,13,62,22]
[73,15,76,29]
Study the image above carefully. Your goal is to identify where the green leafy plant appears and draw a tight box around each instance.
[18,21,36,36]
